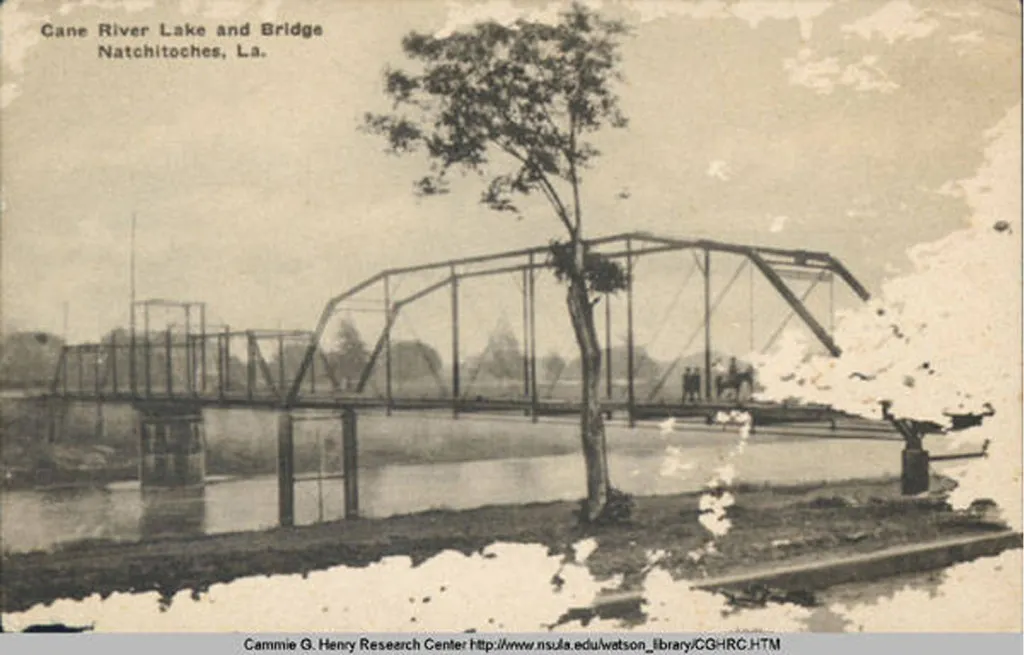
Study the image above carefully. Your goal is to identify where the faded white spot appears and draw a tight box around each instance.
[754,106,1022,529]
[783,49,898,95]
[841,0,939,44]
[707,160,732,181]
[629,1,833,41]
[831,550,1022,631]
[769,215,789,233]
[949,30,983,45]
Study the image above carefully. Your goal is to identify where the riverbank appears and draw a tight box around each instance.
[2,475,1012,614]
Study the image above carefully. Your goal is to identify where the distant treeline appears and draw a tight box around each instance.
[1,323,747,391]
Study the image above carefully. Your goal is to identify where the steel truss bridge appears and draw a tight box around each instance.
[44,231,872,428]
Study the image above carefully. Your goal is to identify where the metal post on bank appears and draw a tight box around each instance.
[342,408,359,519]
[277,411,295,527]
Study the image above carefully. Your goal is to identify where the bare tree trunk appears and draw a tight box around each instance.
[567,275,610,522]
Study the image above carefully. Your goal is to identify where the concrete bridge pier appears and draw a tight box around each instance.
[136,402,206,488]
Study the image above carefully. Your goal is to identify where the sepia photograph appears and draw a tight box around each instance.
[1,0,1021,639]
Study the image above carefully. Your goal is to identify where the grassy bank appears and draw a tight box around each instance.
[1,475,1009,614]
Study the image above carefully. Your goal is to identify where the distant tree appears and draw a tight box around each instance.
[0,331,64,387]
[482,319,524,380]
[333,319,370,384]
[391,340,444,382]
[541,351,568,382]
[364,3,632,522]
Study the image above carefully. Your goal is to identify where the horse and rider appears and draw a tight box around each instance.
[682,356,756,403]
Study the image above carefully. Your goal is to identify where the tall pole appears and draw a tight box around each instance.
[144,304,152,397]
[384,275,393,414]
[278,332,285,396]
[199,303,207,393]
[450,266,460,417]
[703,248,712,400]
[129,212,137,396]
[604,292,612,400]
[749,259,755,353]
[521,267,529,399]
[625,238,635,427]
[185,304,193,394]
[528,253,538,421]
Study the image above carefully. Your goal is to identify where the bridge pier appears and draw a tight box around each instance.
[901,447,930,495]
[136,402,205,488]
[277,408,359,528]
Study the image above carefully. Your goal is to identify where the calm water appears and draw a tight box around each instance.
[1,434,905,554]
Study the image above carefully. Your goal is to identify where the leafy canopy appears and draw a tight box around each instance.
[364,3,631,295]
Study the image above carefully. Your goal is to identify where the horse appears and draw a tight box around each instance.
[715,367,755,400]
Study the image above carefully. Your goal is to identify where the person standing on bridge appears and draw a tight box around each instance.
[682,368,695,404]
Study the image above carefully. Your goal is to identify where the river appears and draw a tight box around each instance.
[1,429,905,554]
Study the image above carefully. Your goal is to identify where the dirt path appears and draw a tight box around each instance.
[1,476,1007,614]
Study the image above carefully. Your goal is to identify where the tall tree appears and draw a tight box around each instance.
[364,4,631,522]
[482,318,524,381]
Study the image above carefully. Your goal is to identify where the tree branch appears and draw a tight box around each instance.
[492,138,576,238]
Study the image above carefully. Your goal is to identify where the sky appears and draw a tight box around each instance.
[1,0,1020,361]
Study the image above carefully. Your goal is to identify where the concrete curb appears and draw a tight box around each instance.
[584,530,1022,619]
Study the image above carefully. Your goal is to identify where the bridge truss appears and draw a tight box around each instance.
[49,231,870,425]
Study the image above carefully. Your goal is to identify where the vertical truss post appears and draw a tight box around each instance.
[749,262,755,353]
[111,333,119,395]
[703,248,712,401]
[61,349,68,395]
[165,328,173,396]
[144,307,152,398]
[310,345,317,395]
[129,303,137,396]
[246,331,255,401]
[450,266,460,417]
[217,332,225,401]
[185,304,193,394]
[528,253,538,422]
[384,275,393,415]
[278,333,286,398]
[200,303,207,393]
[223,325,231,396]
[521,267,529,399]
[626,238,636,427]
[92,346,100,394]
[604,292,612,400]
[77,347,84,394]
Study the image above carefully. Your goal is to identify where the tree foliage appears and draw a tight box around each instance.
[391,340,444,381]
[333,319,370,381]
[364,3,634,523]
[363,3,631,295]
[482,319,524,380]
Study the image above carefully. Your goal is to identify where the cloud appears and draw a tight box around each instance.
[841,0,939,44]
[1,83,22,109]
[769,215,788,233]
[435,0,601,37]
[783,49,899,95]
[949,30,983,44]
[627,1,834,40]
[706,159,732,181]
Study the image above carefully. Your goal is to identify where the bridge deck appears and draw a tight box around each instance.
[35,389,878,430]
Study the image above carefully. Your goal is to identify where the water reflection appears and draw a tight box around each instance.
[139,487,206,540]
[1,438,904,554]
